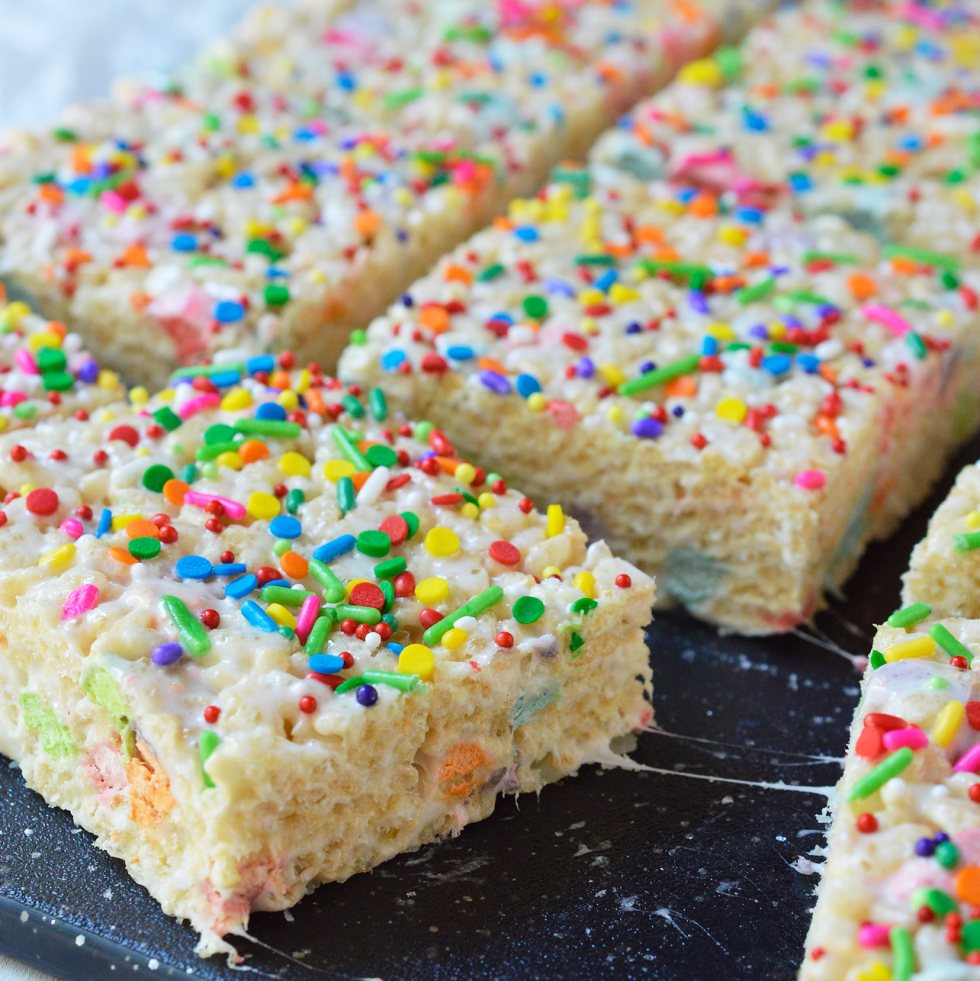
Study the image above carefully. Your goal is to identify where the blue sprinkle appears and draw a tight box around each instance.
[672,405,685,418]
[225,574,258,599]
[625,322,643,335]
[68,177,92,195]
[446,345,475,361]
[381,349,407,372]
[741,107,770,132]
[544,278,575,298]
[309,654,346,674]
[264,578,292,590]
[231,172,255,189]
[214,300,246,323]
[631,418,664,439]
[213,562,247,577]
[898,134,923,152]
[255,401,288,421]
[479,370,511,395]
[735,207,764,224]
[386,642,404,655]
[797,354,820,374]
[489,312,514,326]
[513,226,539,242]
[175,555,213,580]
[170,232,198,252]
[269,515,302,539]
[209,369,242,389]
[247,354,276,375]
[337,71,357,91]
[515,373,541,398]
[701,336,718,356]
[789,173,813,193]
[594,269,618,292]
[241,600,278,633]
[96,508,112,539]
[761,354,792,376]
[313,534,356,563]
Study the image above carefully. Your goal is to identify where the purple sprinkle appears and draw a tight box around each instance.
[151,642,183,666]
[76,360,100,383]
[631,418,664,439]
[934,832,950,844]
[478,369,511,395]
[577,357,596,379]
[625,321,643,335]
[640,360,657,374]
[687,290,709,314]
[671,405,685,418]
[356,684,378,707]
[748,324,769,340]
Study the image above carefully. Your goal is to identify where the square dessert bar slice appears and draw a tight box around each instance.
[801,615,980,980]
[0,357,653,956]
[339,175,980,633]
[0,0,767,388]
[591,0,980,266]
[904,461,980,619]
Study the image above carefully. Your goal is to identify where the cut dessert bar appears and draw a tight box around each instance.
[0,356,653,956]
[591,0,980,266]
[339,172,980,632]
[0,0,770,388]
[904,461,980,619]
[801,614,980,980]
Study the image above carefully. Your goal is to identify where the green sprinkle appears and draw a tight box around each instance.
[141,464,174,492]
[422,585,505,646]
[869,649,886,669]
[172,362,245,380]
[234,418,301,439]
[786,289,835,307]
[304,613,334,655]
[196,440,240,461]
[905,332,927,360]
[337,476,356,515]
[570,597,598,615]
[199,730,220,789]
[886,602,932,629]
[368,387,388,422]
[349,328,367,346]
[883,244,959,273]
[309,559,346,603]
[522,295,549,320]
[383,87,423,110]
[513,595,545,624]
[928,675,950,691]
[379,579,394,612]
[476,262,504,282]
[12,402,37,421]
[263,283,290,307]
[260,585,313,606]
[618,354,701,397]
[574,254,616,266]
[401,511,420,539]
[962,919,980,953]
[153,406,182,431]
[332,426,371,471]
[19,693,75,757]
[204,423,237,445]
[569,632,585,653]
[929,623,973,664]
[801,251,859,265]
[37,347,66,373]
[735,277,776,305]
[954,530,980,552]
[935,840,959,869]
[161,595,211,657]
[341,394,365,419]
[847,747,913,801]
[285,488,305,514]
[129,537,161,560]
[911,887,957,917]
[889,927,915,981]
[356,530,391,557]
[52,127,78,142]
[81,668,133,756]
[637,259,713,282]
[365,444,399,468]
[333,604,382,625]
[335,670,421,694]
[374,556,407,579]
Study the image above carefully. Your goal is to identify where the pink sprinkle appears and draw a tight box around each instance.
[1,391,27,408]
[883,727,928,752]
[59,518,84,540]
[863,304,912,337]
[295,595,321,645]
[61,584,100,621]
[674,149,732,170]
[547,399,580,431]
[857,923,890,949]
[183,491,246,521]
[14,349,38,375]
[953,743,980,774]
[177,393,221,420]
[795,470,826,491]
[898,2,946,30]
[100,190,128,214]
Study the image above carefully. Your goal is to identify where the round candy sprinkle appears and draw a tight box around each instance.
[129,537,161,560]
[513,596,545,625]
[415,577,450,605]
[356,530,391,557]
[488,541,521,566]
[425,526,460,557]
[247,492,281,520]
[175,555,213,580]
[356,684,379,707]
[795,470,827,491]
[398,643,435,682]
[270,515,302,539]
[379,514,409,545]
[25,488,59,516]
[151,642,183,666]
[349,582,386,611]
[142,464,175,492]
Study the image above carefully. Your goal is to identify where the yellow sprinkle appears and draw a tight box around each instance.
[578,288,605,307]
[677,57,722,86]
[606,404,625,425]
[863,79,886,101]
[966,511,980,531]
[461,502,480,520]
[136,446,150,458]
[609,284,640,304]
[0,417,8,432]
[294,369,311,394]
[29,331,62,351]
[716,397,747,424]
[277,390,299,411]
[98,370,120,390]
[581,317,600,336]
[39,543,75,571]
[236,114,259,135]
[527,393,547,412]
[822,119,854,142]
[110,514,140,531]
[547,504,565,538]
[265,603,296,630]
[454,463,476,485]
[541,565,561,579]
[398,643,435,682]
[309,269,328,284]
[706,322,735,341]
[574,571,596,599]
[717,225,748,246]
[767,320,787,340]
[1,301,30,327]
[216,452,243,471]
[425,527,460,557]
[323,459,356,482]
[883,636,936,662]
[18,483,36,496]
[477,492,496,510]
[932,700,965,749]
[129,386,149,405]
[442,627,467,650]
[246,492,280,520]
[415,577,450,606]
[279,451,311,477]
[221,388,252,412]
[157,388,176,403]
[854,961,890,981]
[598,363,626,388]
[935,309,955,329]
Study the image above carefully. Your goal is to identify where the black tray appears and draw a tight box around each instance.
[3,435,978,981]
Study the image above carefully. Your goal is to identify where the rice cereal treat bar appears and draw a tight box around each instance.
[800,613,980,980]
[0,286,125,433]
[590,0,980,266]
[0,0,769,389]
[0,356,653,956]
[339,174,980,633]
[903,462,980,620]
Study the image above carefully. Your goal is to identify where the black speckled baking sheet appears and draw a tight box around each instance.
[2,435,978,981]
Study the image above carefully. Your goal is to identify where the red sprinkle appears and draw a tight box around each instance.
[107,424,139,447]
[496,631,514,648]
[25,488,59,516]
[299,695,318,714]
[856,812,878,834]
[349,582,386,611]
[199,609,220,629]
[488,540,521,566]
[615,574,632,589]
[969,784,980,804]
[203,705,221,724]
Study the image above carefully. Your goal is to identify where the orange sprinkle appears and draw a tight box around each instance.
[237,440,270,464]
[354,209,382,238]
[635,225,666,246]
[443,263,473,285]
[814,415,840,439]
[351,471,371,492]
[130,291,152,312]
[38,184,65,206]
[108,547,138,566]
[304,388,327,416]
[653,245,681,263]
[271,183,313,205]
[419,305,450,334]
[688,193,718,218]
[46,321,68,340]
[268,370,291,391]
[118,243,150,268]
[955,866,980,906]
[438,742,489,798]
[742,251,771,268]
[162,479,189,507]
[433,456,463,475]
[889,257,920,276]
[848,272,878,301]
[63,248,93,272]
[477,356,508,374]
[279,551,309,580]
[125,519,160,540]
[665,376,698,399]
[818,363,838,384]
[595,62,623,85]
